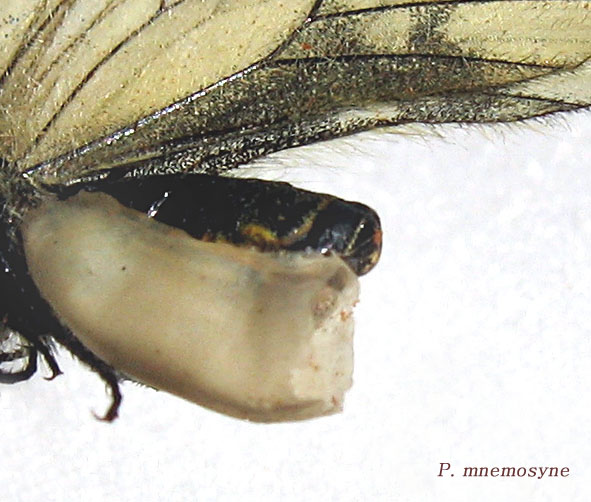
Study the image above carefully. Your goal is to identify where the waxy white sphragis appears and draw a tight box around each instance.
[21,191,359,421]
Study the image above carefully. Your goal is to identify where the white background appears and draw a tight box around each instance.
[1,110,590,501]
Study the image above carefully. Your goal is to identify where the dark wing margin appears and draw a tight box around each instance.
[8,0,591,185]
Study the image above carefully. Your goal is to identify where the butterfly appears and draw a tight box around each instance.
[1,0,590,421]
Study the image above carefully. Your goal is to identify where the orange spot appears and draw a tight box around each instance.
[240,223,279,247]
[373,228,383,247]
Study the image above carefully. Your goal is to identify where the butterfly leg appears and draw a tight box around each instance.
[51,327,122,422]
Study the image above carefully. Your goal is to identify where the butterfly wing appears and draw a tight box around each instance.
[0,0,317,170]
[1,0,590,183]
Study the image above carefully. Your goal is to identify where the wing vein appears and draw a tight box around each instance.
[315,0,551,20]
[0,0,74,87]
[22,0,189,159]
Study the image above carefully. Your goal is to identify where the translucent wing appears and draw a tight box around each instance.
[1,0,590,185]
[0,0,316,170]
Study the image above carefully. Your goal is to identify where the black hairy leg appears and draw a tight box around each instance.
[0,203,123,421]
